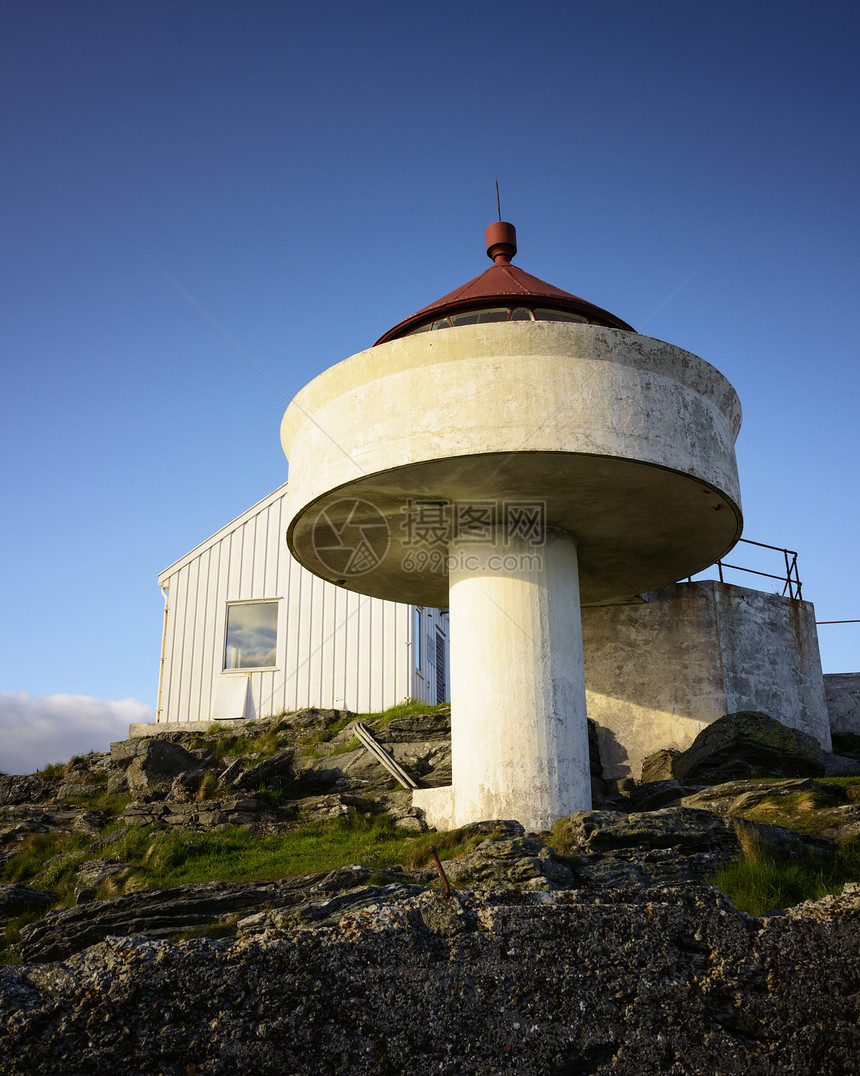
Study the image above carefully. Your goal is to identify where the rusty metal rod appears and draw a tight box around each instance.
[428,845,452,898]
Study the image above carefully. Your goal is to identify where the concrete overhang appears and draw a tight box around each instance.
[281,321,743,607]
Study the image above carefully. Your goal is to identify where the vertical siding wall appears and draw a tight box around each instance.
[158,486,433,723]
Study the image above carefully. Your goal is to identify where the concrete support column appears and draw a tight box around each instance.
[414,526,591,832]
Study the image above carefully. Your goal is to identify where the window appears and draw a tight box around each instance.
[224,601,278,670]
[532,308,588,323]
[405,305,591,336]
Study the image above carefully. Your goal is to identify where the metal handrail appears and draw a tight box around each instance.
[353,721,423,789]
[689,538,803,600]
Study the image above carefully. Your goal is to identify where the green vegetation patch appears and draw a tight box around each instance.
[0,808,491,962]
[735,777,860,838]
[127,810,484,888]
[300,736,362,761]
[711,824,860,915]
[357,701,450,729]
[3,831,93,890]
[35,761,69,779]
[206,727,287,761]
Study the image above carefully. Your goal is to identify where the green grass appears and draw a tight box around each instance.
[357,701,450,728]
[0,809,487,954]
[300,735,362,760]
[35,761,68,779]
[733,776,860,838]
[0,813,485,960]
[710,825,860,915]
[205,726,286,760]
[123,810,482,888]
[61,791,131,814]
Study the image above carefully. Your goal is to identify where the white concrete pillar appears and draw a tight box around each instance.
[414,526,591,832]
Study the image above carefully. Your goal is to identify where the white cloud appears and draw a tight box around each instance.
[0,692,155,775]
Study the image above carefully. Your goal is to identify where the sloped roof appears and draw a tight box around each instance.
[375,223,634,343]
[157,483,288,583]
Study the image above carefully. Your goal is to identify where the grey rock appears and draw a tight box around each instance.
[0,805,108,842]
[443,836,575,890]
[120,800,168,825]
[120,795,276,830]
[822,752,860,776]
[2,885,858,1075]
[674,711,826,783]
[110,738,199,793]
[297,748,377,791]
[109,738,143,765]
[0,885,57,927]
[0,775,54,806]
[217,756,244,786]
[370,711,451,743]
[626,778,699,812]
[238,880,426,933]
[386,804,428,832]
[681,777,836,815]
[73,858,132,888]
[639,747,682,784]
[16,867,417,964]
[230,748,295,791]
[53,781,105,802]
[281,792,365,822]
[275,707,354,733]
[554,807,833,887]
[106,768,130,795]
[806,803,860,842]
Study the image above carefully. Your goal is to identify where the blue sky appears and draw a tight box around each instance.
[2,2,858,771]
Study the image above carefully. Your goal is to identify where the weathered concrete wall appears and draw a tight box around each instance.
[715,585,828,748]
[825,672,860,736]
[582,581,830,780]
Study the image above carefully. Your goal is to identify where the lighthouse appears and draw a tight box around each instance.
[281,221,742,831]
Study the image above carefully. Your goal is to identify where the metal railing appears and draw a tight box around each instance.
[689,538,803,600]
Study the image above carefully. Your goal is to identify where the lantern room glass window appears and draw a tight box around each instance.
[224,601,278,670]
[406,305,590,336]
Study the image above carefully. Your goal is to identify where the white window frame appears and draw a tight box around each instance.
[223,599,280,673]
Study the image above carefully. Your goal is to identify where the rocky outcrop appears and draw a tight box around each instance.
[7,808,835,966]
[554,806,834,888]
[0,805,108,843]
[647,711,828,784]
[120,795,279,829]
[0,884,57,929]
[0,775,55,806]
[1,883,858,1076]
[1,707,858,1072]
[16,868,416,963]
[229,747,295,790]
[109,737,202,795]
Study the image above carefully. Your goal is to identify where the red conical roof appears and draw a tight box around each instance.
[374,222,634,344]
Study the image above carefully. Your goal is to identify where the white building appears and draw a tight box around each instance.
[155,484,449,725]
[144,215,849,788]
[152,479,832,784]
